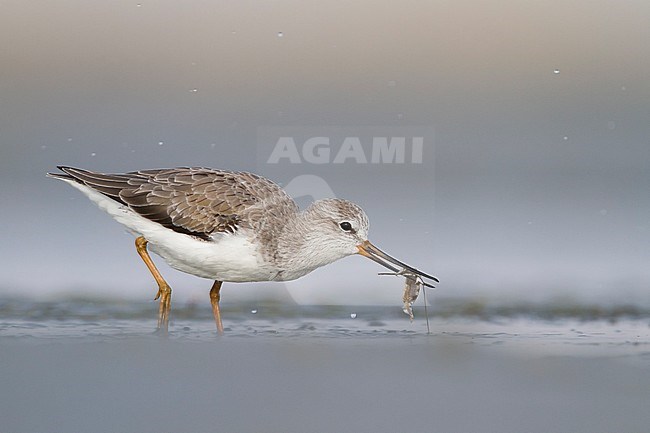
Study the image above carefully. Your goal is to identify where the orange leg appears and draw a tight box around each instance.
[209,280,224,335]
[135,236,172,334]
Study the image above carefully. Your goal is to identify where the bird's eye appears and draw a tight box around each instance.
[339,221,353,232]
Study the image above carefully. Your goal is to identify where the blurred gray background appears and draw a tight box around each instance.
[1,1,648,307]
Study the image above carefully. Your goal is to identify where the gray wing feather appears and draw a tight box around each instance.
[52,166,296,240]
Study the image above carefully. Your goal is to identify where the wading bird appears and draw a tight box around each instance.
[48,166,438,334]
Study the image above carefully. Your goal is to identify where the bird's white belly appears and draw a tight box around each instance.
[147,232,276,282]
[66,181,278,282]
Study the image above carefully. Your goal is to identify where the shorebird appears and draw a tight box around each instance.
[48,166,438,334]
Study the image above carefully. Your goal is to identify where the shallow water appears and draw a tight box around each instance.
[1,298,648,352]
[1,298,649,433]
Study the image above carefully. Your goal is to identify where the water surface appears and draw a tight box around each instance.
[1,298,649,433]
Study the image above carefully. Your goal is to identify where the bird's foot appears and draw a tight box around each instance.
[153,282,171,301]
[155,283,172,334]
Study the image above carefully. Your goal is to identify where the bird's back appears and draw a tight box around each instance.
[49,166,299,243]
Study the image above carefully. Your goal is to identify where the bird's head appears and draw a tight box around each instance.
[304,198,370,257]
[304,199,438,286]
